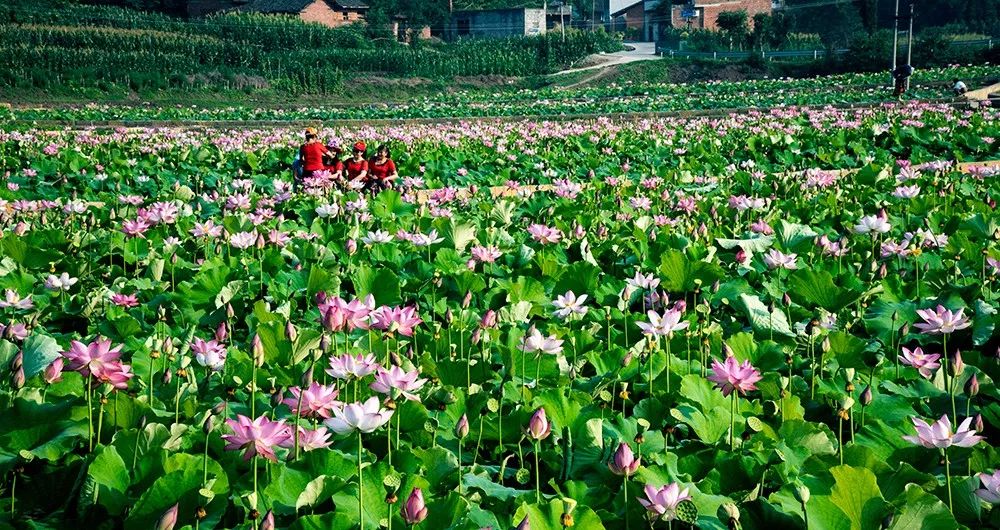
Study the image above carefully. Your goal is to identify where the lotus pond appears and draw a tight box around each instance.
[1,102,1000,530]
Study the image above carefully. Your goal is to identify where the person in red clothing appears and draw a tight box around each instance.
[366,144,398,193]
[322,144,344,180]
[345,141,369,185]
[295,127,328,190]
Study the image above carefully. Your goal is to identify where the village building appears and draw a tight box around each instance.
[446,8,547,40]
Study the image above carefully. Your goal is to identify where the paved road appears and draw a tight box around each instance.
[551,41,659,76]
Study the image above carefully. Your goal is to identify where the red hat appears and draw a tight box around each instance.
[353,141,367,152]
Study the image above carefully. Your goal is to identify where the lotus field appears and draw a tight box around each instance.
[3,102,1000,530]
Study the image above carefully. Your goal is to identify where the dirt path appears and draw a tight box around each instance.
[550,42,660,77]
[966,82,1000,101]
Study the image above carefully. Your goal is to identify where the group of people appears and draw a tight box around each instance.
[293,128,398,193]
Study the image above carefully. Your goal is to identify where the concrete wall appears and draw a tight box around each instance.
[613,2,645,32]
[448,8,549,40]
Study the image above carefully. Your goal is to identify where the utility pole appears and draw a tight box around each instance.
[891,0,899,72]
[905,0,914,90]
[592,0,596,31]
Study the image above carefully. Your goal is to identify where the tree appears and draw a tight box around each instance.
[716,10,749,50]
[751,12,772,50]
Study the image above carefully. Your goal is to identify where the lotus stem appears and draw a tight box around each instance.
[623,475,629,530]
[944,447,953,513]
[252,454,259,530]
[534,439,541,503]
[458,437,463,495]
[358,431,364,530]
[87,383,94,452]
[730,391,737,451]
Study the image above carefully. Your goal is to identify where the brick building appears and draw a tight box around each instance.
[611,0,644,34]
[670,0,772,31]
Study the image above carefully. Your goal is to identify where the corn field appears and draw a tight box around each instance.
[0,1,622,95]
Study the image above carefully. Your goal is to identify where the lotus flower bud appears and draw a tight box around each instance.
[720,501,740,525]
[44,357,63,384]
[574,224,586,239]
[463,291,472,309]
[156,503,179,530]
[401,488,428,525]
[951,351,965,376]
[516,515,530,530]
[471,328,482,344]
[480,310,497,329]
[226,303,235,320]
[255,234,266,250]
[346,239,357,255]
[860,385,873,406]
[795,485,810,505]
[526,408,551,441]
[261,510,275,530]
[966,373,979,397]
[162,369,172,385]
[607,442,640,476]
[203,413,215,434]
[320,334,331,352]
[215,322,228,342]
[722,343,733,358]
[455,414,470,439]
[735,249,748,264]
[285,321,298,342]
[212,400,227,415]
[251,333,265,367]
[975,414,985,432]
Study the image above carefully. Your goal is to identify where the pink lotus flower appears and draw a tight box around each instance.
[324,397,393,434]
[110,293,139,308]
[525,407,551,440]
[471,245,502,263]
[44,358,63,384]
[191,338,227,371]
[527,224,562,244]
[401,488,428,525]
[63,338,123,378]
[608,442,640,476]
[229,231,257,249]
[0,290,33,310]
[191,220,224,239]
[637,308,689,337]
[975,470,1000,503]
[520,327,563,355]
[222,414,291,461]
[762,249,798,270]
[92,361,134,390]
[903,415,983,449]
[898,346,940,378]
[370,306,423,337]
[370,365,427,402]
[914,305,972,335]
[552,291,588,319]
[638,482,692,521]
[122,219,151,238]
[326,353,378,380]
[283,382,341,418]
[708,356,762,397]
[45,273,77,291]
[278,426,332,452]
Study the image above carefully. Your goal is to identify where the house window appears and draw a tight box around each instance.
[343,11,350,20]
